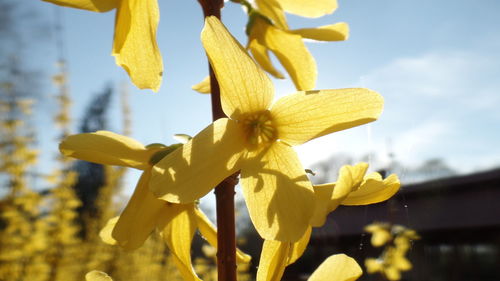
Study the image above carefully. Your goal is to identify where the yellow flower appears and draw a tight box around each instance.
[365,248,412,281]
[247,0,348,91]
[59,131,250,281]
[365,225,420,281]
[310,163,401,227]
[256,163,400,281]
[42,0,163,91]
[393,228,420,252]
[150,17,383,243]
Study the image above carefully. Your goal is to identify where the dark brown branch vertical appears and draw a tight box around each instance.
[198,1,238,281]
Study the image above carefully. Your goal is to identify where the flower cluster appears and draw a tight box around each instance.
[29,0,404,280]
[365,223,421,280]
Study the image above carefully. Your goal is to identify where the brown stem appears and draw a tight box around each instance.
[198,1,238,281]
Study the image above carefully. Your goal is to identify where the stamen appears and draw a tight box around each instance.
[241,110,277,147]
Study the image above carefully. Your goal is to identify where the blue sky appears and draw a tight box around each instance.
[26,0,500,190]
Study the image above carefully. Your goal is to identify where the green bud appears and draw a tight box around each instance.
[148,143,183,165]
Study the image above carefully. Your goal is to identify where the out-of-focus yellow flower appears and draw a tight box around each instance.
[257,163,399,281]
[308,254,362,281]
[42,0,163,91]
[364,222,392,247]
[365,224,420,281]
[365,249,411,281]
[151,17,384,243]
[60,131,250,281]
[248,0,348,91]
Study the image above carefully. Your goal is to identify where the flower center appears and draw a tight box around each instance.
[241,111,277,147]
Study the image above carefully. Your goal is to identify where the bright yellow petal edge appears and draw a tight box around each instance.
[276,0,338,18]
[42,0,118,12]
[308,254,362,281]
[85,270,113,281]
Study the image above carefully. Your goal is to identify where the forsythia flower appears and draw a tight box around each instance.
[150,17,384,243]
[365,249,411,281]
[193,0,348,93]
[42,0,163,91]
[257,163,400,281]
[310,163,400,227]
[59,131,250,281]
[248,0,349,90]
[365,224,420,281]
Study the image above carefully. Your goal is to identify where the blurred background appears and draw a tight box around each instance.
[1,0,499,280]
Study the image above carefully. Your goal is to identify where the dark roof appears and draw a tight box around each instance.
[313,167,500,238]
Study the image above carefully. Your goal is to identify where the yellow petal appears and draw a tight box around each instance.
[364,258,383,273]
[113,0,163,91]
[384,266,402,281]
[240,142,314,242]
[161,203,201,281]
[342,174,400,206]
[112,170,168,250]
[59,131,149,170]
[310,163,368,227]
[257,240,290,281]
[85,271,113,281]
[192,76,211,94]
[271,89,384,145]
[253,18,316,91]
[248,38,285,79]
[393,254,412,271]
[309,184,334,227]
[255,0,288,30]
[291,22,349,41]
[333,163,369,201]
[201,17,274,119]
[311,162,368,227]
[371,229,392,247]
[194,207,252,264]
[364,223,392,247]
[308,254,362,281]
[42,0,118,12]
[99,216,119,245]
[276,0,337,18]
[151,118,245,203]
[288,226,312,264]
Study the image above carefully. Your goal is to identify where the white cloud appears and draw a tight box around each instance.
[391,121,453,164]
[298,49,500,174]
[359,50,500,172]
[361,51,500,103]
